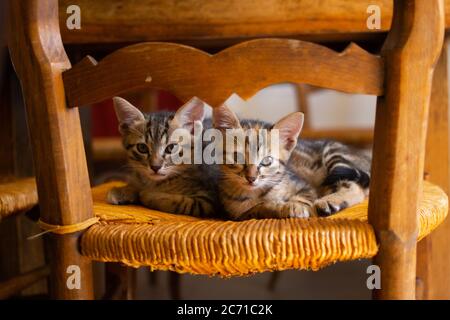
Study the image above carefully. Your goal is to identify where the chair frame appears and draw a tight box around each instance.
[8,0,445,299]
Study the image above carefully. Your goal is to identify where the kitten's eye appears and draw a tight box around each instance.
[260,156,273,167]
[165,143,179,154]
[136,143,149,154]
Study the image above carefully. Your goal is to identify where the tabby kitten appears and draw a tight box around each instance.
[212,104,371,220]
[289,138,371,216]
[106,97,217,218]
[212,104,317,220]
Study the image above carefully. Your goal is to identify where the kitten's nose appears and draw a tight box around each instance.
[245,165,258,184]
[151,165,162,173]
[246,175,257,184]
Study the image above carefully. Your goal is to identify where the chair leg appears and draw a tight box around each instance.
[45,234,94,299]
[368,0,444,300]
[294,84,311,130]
[0,266,50,299]
[9,0,96,299]
[267,272,280,292]
[103,263,136,300]
[148,270,157,286]
[416,39,450,300]
[169,272,181,300]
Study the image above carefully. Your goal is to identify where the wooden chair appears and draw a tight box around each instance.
[0,177,49,299]
[8,0,449,300]
[0,178,37,223]
[0,28,48,298]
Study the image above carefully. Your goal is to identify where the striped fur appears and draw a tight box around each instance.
[212,104,371,219]
[108,98,371,220]
[107,97,218,218]
[213,105,316,220]
[290,139,371,216]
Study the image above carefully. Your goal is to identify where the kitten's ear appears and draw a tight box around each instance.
[212,104,241,130]
[113,97,145,132]
[171,96,205,133]
[273,112,304,152]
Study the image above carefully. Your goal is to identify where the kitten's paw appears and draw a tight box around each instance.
[314,197,349,217]
[106,186,138,205]
[285,202,314,218]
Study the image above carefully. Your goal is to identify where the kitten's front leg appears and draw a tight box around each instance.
[236,202,279,220]
[139,190,213,217]
[107,184,139,205]
[282,201,315,218]
[314,181,366,216]
[286,195,316,218]
[238,201,313,220]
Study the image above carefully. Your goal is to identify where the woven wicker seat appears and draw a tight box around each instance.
[0,178,38,220]
[9,0,448,299]
[78,181,448,277]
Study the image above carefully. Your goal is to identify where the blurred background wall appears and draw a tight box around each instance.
[91,85,376,138]
[225,84,376,128]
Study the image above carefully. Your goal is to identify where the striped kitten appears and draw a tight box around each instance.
[212,104,371,219]
[290,139,371,216]
[106,97,217,218]
[212,104,317,220]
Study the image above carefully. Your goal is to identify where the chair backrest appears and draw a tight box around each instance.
[56,0,450,45]
[7,0,445,241]
[63,40,383,108]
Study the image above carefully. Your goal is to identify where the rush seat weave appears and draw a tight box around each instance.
[79,181,448,276]
[0,177,38,220]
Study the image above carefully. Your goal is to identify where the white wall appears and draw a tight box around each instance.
[214,84,376,129]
